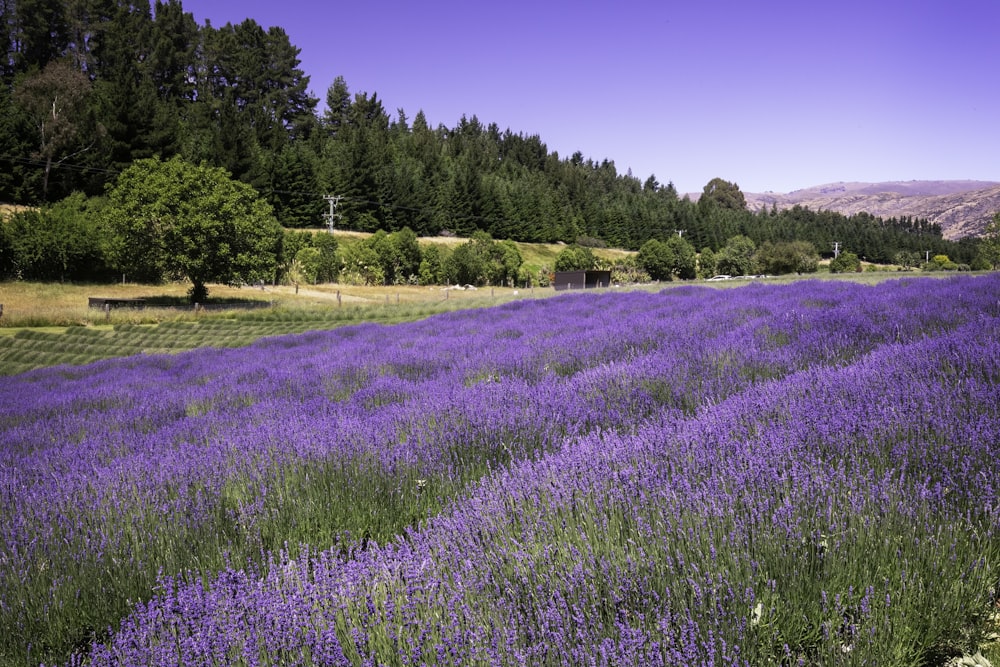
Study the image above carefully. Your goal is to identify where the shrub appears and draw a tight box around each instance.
[754,240,819,275]
[698,247,717,278]
[291,247,322,284]
[829,251,861,274]
[716,235,758,276]
[554,244,595,272]
[5,193,112,281]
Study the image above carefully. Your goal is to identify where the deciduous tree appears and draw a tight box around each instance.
[6,193,110,280]
[102,156,282,301]
[979,213,1000,270]
[829,250,861,274]
[637,239,673,281]
[716,235,757,276]
[665,234,697,279]
[754,240,819,275]
[554,244,595,272]
[13,59,100,199]
[699,247,717,278]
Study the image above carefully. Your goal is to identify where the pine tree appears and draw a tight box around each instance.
[269,143,323,227]
[8,0,70,74]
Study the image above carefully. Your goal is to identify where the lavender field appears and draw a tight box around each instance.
[2,276,999,666]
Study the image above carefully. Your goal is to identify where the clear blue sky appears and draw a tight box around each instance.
[180,0,999,194]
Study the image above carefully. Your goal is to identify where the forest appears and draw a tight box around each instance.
[0,0,984,277]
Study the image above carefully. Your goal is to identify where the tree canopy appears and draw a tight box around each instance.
[0,0,984,272]
[754,240,820,275]
[101,156,282,301]
[554,245,595,272]
[637,235,696,281]
[829,251,862,274]
[715,235,758,276]
[699,178,747,213]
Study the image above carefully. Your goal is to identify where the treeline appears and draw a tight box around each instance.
[0,157,531,291]
[0,0,983,267]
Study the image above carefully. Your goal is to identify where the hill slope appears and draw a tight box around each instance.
[743,181,1000,240]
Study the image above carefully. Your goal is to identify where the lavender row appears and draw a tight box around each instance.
[3,278,990,570]
[2,275,998,665]
[78,303,1000,665]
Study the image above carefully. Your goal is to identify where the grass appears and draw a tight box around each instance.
[333,230,636,282]
[0,269,968,377]
[2,275,999,666]
[0,280,555,375]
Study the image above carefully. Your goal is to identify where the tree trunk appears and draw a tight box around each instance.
[189,280,208,304]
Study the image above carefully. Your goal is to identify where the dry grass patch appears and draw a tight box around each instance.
[0,282,274,328]
[0,203,33,219]
[0,280,554,330]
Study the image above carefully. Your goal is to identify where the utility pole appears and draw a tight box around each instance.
[323,194,343,234]
[674,229,687,238]
[831,241,842,259]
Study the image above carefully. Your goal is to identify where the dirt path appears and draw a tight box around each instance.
[265,285,372,303]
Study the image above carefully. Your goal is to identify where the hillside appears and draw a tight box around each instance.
[743,181,1000,240]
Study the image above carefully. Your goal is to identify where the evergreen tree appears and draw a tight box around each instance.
[323,75,351,138]
[149,0,198,102]
[323,90,390,226]
[268,143,323,227]
[214,20,316,150]
[699,177,747,212]
[8,0,70,74]
[0,84,39,201]
[0,0,18,84]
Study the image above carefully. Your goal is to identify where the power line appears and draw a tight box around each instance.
[322,194,342,234]
[0,153,121,177]
[0,154,581,235]
[0,154,531,229]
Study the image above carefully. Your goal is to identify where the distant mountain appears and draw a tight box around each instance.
[742,181,1000,240]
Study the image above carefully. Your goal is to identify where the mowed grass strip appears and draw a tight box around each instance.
[0,313,416,375]
[0,283,544,375]
[7,273,913,377]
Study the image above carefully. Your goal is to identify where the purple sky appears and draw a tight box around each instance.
[180,0,999,194]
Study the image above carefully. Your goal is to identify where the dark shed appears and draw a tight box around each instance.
[552,270,612,291]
